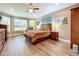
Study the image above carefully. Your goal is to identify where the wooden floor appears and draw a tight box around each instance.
[0,35,79,56]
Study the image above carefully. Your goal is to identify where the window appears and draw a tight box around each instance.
[29,20,36,29]
[0,16,10,32]
[14,19,27,31]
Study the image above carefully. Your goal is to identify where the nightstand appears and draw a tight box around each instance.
[50,32,59,41]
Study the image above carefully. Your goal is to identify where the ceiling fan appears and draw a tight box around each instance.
[26,3,39,13]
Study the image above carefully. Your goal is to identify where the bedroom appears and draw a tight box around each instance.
[0,3,79,56]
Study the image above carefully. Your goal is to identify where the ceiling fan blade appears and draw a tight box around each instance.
[33,8,39,10]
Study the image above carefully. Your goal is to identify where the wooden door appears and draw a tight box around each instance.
[71,7,79,48]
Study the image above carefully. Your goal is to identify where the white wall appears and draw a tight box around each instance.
[52,10,71,40]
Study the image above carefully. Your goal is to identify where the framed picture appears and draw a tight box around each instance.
[62,17,67,24]
[55,16,67,24]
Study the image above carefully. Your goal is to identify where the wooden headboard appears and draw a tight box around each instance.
[41,24,52,31]
[0,24,7,41]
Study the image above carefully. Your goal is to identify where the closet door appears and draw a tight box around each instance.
[71,7,79,48]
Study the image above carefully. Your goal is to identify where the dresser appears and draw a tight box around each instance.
[0,24,7,51]
[0,29,5,50]
[71,7,79,52]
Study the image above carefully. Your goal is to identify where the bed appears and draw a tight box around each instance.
[24,24,51,44]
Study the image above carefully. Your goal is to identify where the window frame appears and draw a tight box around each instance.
[14,18,27,31]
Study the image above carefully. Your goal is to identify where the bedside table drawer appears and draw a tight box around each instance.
[50,32,58,41]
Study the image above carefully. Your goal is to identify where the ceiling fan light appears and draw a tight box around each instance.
[28,9,33,13]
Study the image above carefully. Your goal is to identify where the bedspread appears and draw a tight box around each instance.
[24,30,50,43]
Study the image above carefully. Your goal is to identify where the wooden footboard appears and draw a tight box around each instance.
[31,35,50,44]
[24,34,50,44]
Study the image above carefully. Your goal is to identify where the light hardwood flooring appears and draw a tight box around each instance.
[0,35,79,56]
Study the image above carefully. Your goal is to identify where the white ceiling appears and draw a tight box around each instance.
[0,3,77,18]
